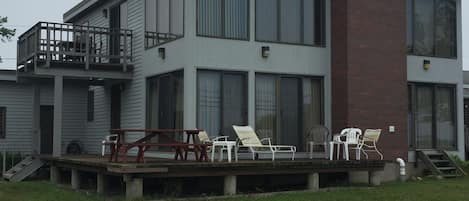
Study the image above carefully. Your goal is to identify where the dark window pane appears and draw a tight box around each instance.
[224,0,249,39]
[256,0,278,41]
[197,0,222,37]
[279,0,301,43]
[435,0,457,58]
[222,73,247,139]
[303,0,315,45]
[407,0,414,52]
[0,107,5,139]
[415,85,433,149]
[414,0,434,56]
[197,71,222,137]
[255,75,277,140]
[436,87,456,149]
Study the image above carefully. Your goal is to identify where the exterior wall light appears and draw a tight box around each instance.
[261,46,270,58]
[158,47,166,59]
[423,59,431,70]
[102,9,108,18]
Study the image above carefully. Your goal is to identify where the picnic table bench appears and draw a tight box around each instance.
[108,129,208,163]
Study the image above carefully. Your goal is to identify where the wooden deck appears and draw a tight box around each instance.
[40,155,385,177]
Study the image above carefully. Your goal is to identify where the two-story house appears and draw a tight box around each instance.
[0,0,464,176]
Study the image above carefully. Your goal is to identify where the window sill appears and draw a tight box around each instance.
[255,39,326,48]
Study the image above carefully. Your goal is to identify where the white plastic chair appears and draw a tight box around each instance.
[198,131,236,162]
[329,128,362,160]
[101,134,118,156]
[232,125,296,161]
[356,129,383,160]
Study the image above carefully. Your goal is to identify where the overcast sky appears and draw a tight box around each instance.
[0,1,469,70]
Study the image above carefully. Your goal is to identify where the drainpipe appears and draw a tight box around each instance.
[396,158,406,182]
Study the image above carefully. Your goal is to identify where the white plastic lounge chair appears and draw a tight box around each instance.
[357,129,383,160]
[198,131,237,162]
[232,125,296,161]
[329,128,362,160]
[101,134,118,156]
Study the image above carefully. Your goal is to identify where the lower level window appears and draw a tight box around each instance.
[408,83,457,149]
[197,70,247,139]
[255,74,323,151]
[0,107,5,139]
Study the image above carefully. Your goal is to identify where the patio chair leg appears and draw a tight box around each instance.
[309,142,314,159]
[211,146,215,162]
[272,152,275,161]
[329,142,334,160]
[336,144,340,160]
[344,145,349,161]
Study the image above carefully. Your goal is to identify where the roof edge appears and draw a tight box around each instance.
[63,0,100,23]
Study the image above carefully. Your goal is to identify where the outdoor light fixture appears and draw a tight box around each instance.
[102,9,108,18]
[158,47,166,59]
[261,46,270,58]
[423,59,431,70]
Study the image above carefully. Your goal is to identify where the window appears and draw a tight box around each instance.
[87,90,94,122]
[407,0,457,58]
[408,83,457,150]
[0,107,5,139]
[145,0,184,48]
[197,70,247,138]
[197,0,249,40]
[255,74,323,151]
[256,0,326,46]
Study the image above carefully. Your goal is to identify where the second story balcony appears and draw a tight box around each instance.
[17,22,133,80]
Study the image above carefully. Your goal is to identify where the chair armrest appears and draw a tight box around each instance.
[260,138,272,146]
[212,136,229,141]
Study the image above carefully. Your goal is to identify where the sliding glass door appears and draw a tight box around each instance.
[147,71,184,145]
[409,83,457,150]
[197,70,247,138]
[255,74,323,151]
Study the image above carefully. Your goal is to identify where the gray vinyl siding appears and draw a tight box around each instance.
[71,0,147,150]
[84,86,110,154]
[0,82,33,153]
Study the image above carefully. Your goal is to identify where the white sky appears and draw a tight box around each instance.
[0,1,468,70]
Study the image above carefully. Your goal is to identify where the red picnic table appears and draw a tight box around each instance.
[108,129,209,163]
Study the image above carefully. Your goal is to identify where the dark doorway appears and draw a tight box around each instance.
[40,106,54,155]
[109,5,121,63]
[279,77,302,150]
[111,85,121,129]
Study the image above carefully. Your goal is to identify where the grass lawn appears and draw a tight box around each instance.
[0,176,468,201]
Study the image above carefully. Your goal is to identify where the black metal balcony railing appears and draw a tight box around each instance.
[17,22,133,72]
[144,32,183,49]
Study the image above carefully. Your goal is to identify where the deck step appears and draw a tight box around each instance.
[2,156,44,182]
[417,150,466,179]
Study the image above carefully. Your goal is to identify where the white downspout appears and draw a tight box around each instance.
[396,158,406,182]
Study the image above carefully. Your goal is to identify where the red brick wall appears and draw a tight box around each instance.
[331,0,409,160]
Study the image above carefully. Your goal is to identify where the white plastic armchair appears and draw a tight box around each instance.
[329,128,362,160]
[101,134,118,156]
[233,125,296,161]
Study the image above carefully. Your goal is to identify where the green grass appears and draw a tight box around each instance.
[1,176,469,201]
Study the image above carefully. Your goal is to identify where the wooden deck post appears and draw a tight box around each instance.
[53,75,63,157]
[50,166,60,184]
[224,175,237,195]
[368,170,382,186]
[307,172,319,191]
[124,174,143,200]
[97,173,107,195]
[71,169,81,190]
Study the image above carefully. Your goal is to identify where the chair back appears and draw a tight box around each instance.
[232,125,263,146]
[198,131,211,143]
[340,128,362,144]
[363,129,382,142]
[307,125,330,143]
[105,134,118,143]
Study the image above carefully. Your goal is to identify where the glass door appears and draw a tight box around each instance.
[279,77,302,150]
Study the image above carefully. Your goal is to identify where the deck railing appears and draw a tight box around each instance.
[144,32,183,49]
[17,22,133,72]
